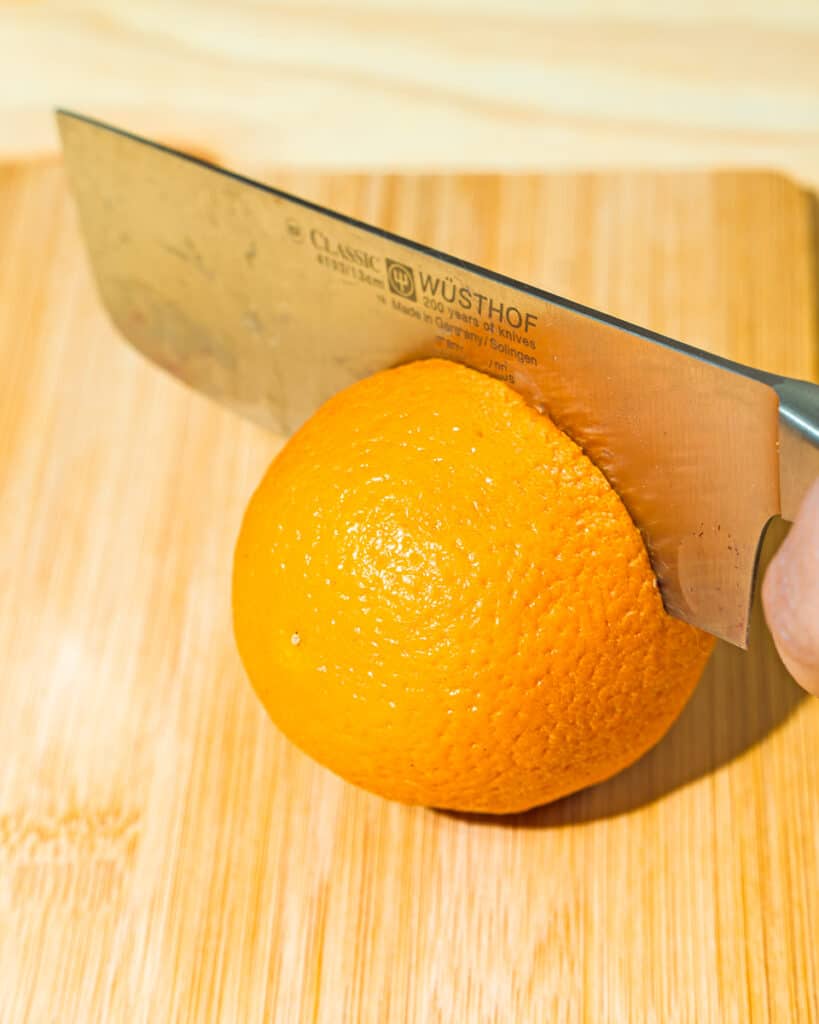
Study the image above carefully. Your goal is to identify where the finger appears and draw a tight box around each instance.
[762,477,819,695]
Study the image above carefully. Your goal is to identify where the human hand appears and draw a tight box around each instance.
[762,478,819,695]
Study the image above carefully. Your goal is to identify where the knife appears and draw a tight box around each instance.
[56,110,819,649]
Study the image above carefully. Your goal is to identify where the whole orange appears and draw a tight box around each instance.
[233,359,713,814]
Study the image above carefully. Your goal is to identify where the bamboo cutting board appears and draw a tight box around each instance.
[0,163,817,1023]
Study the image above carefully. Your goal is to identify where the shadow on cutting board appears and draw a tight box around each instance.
[447,518,807,828]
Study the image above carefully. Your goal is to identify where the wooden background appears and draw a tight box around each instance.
[2,1,819,187]
[0,161,817,1021]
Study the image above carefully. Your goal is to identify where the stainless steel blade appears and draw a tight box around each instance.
[57,110,814,647]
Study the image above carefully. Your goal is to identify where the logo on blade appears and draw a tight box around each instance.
[386,259,417,301]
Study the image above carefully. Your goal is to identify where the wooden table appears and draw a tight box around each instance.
[1,159,817,1021]
[3,1,819,188]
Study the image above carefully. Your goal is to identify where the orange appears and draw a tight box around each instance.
[233,359,713,814]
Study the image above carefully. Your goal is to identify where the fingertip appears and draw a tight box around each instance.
[762,480,819,695]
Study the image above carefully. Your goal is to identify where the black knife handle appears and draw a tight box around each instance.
[774,377,819,522]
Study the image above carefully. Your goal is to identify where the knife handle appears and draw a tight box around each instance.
[774,377,819,522]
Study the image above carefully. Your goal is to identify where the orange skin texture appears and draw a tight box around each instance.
[233,359,714,814]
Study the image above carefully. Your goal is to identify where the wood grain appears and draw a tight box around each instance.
[3,1,819,188]
[0,163,817,1022]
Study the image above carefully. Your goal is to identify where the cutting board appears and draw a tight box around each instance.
[1,163,817,1023]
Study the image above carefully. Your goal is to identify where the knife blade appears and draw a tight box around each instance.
[56,110,819,648]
